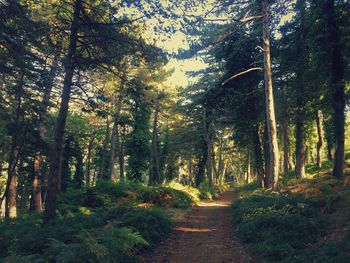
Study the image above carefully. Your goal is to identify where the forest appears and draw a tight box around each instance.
[0,0,349,262]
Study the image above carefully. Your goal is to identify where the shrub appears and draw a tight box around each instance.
[0,183,173,262]
[231,193,326,261]
[120,208,172,245]
[136,184,196,208]
[198,182,213,200]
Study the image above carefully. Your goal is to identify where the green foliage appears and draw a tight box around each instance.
[234,181,260,194]
[0,182,174,262]
[231,192,327,262]
[136,182,198,208]
[125,80,151,182]
[120,208,172,245]
[198,182,213,200]
[0,180,214,262]
[212,183,231,199]
[198,182,230,200]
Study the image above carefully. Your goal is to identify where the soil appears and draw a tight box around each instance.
[141,190,252,263]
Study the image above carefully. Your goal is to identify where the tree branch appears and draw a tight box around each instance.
[222,67,262,85]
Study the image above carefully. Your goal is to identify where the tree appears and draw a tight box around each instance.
[262,0,279,189]
[125,78,151,182]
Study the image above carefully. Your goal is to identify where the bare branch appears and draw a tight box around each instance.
[239,15,263,23]
[222,67,262,85]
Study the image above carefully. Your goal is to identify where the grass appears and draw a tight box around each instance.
[231,153,350,262]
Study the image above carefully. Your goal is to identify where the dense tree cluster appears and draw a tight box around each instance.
[177,0,349,190]
[0,0,349,230]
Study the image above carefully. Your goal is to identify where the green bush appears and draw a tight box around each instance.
[235,181,260,193]
[1,207,171,262]
[136,184,196,208]
[231,193,326,262]
[42,226,148,263]
[198,182,230,200]
[120,208,172,245]
[198,182,213,200]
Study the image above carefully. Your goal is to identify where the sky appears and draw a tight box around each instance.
[126,1,296,89]
[154,7,296,89]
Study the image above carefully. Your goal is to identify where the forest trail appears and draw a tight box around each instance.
[142,190,252,263]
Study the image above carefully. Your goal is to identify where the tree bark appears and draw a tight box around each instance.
[188,151,193,187]
[150,98,160,184]
[119,124,126,182]
[295,0,307,179]
[282,122,291,174]
[217,132,223,182]
[203,109,214,188]
[221,160,227,185]
[295,116,307,178]
[326,136,333,161]
[281,85,293,174]
[99,117,110,180]
[246,151,252,183]
[43,0,81,224]
[212,145,218,184]
[316,110,324,168]
[85,134,94,189]
[253,126,265,188]
[4,72,24,220]
[262,0,279,190]
[109,81,124,182]
[31,50,60,212]
[263,122,270,187]
[326,1,345,178]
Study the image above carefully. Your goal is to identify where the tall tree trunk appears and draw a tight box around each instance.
[99,117,110,180]
[44,0,81,224]
[221,160,227,185]
[85,135,94,189]
[119,124,126,182]
[188,151,193,187]
[253,126,265,188]
[295,116,307,178]
[326,1,345,178]
[326,136,333,161]
[109,81,124,182]
[295,0,307,179]
[262,0,279,190]
[203,109,214,188]
[263,123,270,187]
[282,122,291,174]
[316,110,324,168]
[150,98,160,184]
[207,141,213,187]
[4,72,24,220]
[196,140,207,187]
[217,132,223,181]
[246,151,252,183]
[281,85,292,174]
[212,145,218,184]
[31,51,60,212]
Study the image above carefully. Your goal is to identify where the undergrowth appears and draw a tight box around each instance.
[231,156,350,263]
[0,181,200,263]
[198,182,231,200]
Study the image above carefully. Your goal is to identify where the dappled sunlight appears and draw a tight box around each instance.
[175,227,217,233]
[197,201,231,208]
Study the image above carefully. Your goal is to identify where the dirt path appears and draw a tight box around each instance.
[142,190,252,263]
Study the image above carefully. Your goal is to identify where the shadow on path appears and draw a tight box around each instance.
[142,190,252,263]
